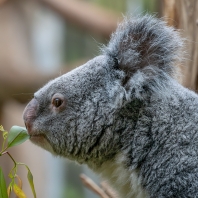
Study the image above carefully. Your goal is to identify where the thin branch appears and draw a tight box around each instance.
[100,181,118,198]
[80,174,110,198]
[2,151,17,165]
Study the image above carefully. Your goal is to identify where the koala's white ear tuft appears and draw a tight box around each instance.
[103,15,183,81]
[122,66,173,101]
[101,15,183,100]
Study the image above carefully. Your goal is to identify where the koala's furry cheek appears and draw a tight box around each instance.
[30,135,57,155]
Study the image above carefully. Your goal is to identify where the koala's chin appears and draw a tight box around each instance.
[30,135,56,155]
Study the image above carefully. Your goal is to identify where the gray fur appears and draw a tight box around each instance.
[23,15,198,197]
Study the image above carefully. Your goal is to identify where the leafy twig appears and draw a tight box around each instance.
[0,125,36,198]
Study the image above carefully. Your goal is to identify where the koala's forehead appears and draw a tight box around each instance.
[35,55,111,98]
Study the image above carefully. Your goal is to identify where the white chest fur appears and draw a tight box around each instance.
[96,153,148,198]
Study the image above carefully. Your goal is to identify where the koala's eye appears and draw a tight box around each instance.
[53,98,63,108]
[51,93,65,110]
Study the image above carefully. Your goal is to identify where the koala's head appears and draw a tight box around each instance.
[23,55,125,165]
[23,15,182,166]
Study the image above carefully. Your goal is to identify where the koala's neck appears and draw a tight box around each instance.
[87,99,151,197]
[95,153,149,198]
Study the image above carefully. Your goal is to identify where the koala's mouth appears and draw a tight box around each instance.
[30,134,46,143]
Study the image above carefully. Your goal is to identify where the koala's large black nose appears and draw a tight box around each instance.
[23,98,38,134]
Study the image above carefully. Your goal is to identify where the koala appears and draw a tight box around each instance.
[23,15,198,198]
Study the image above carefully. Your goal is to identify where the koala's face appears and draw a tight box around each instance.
[23,55,125,163]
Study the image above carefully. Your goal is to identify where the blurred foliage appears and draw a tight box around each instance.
[64,25,103,64]
[88,0,126,13]
[62,184,84,198]
[143,0,159,14]
[64,0,126,64]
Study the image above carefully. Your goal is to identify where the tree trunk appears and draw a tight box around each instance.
[162,0,198,91]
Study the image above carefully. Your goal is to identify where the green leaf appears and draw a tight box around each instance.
[7,126,29,148]
[26,166,36,198]
[0,167,8,198]
[13,183,26,198]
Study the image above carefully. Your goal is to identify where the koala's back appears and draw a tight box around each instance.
[139,83,198,197]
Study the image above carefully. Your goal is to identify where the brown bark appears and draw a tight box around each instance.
[162,0,198,91]
[0,0,7,6]
[41,0,121,39]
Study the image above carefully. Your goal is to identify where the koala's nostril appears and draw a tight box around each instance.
[23,98,39,133]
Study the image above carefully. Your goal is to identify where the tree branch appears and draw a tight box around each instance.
[80,174,110,198]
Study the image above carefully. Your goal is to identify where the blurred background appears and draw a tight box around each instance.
[0,0,197,197]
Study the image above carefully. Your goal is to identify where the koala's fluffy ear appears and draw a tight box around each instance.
[103,15,184,100]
